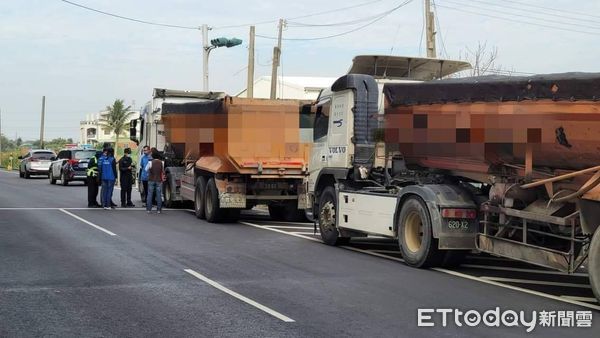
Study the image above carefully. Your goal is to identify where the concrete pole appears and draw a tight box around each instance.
[40,96,46,149]
[270,19,284,99]
[202,24,210,91]
[247,26,256,98]
[425,0,436,58]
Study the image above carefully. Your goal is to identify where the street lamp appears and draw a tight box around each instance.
[201,24,243,91]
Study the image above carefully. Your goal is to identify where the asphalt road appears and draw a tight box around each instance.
[0,169,598,337]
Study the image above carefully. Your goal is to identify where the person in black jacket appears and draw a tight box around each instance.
[118,148,135,207]
[86,151,102,207]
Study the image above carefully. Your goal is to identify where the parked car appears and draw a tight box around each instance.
[18,150,56,179]
[49,148,97,185]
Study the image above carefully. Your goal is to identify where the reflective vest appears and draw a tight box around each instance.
[87,157,98,177]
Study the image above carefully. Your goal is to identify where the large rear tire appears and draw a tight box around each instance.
[318,186,349,246]
[61,171,69,186]
[204,178,225,223]
[398,196,443,268]
[49,172,56,185]
[194,177,207,219]
[163,177,173,208]
[589,229,600,303]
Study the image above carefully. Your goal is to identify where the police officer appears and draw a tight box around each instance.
[87,150,102,208]
[118,148,135,207]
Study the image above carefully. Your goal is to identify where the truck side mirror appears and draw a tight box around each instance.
[129,119,138,143]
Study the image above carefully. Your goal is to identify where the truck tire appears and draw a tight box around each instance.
[589,229,600,303]
[61,171,69,186]
[25,169,30,179]
[194,177,207,219]
[318,186,349,246]
[204,178,225,223]
[163,178,173,208]
[49,172,56,185]
[398,196,442,268]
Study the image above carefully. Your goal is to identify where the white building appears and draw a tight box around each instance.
[79,110,140,148]
[236,76,336,100]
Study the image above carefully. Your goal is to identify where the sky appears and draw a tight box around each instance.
[1,0,599,141]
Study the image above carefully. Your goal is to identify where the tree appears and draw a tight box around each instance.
[99,99,135,156]
[458,41,513,77]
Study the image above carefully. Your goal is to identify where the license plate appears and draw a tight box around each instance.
[80,163,88,168]
[447,219,470,231]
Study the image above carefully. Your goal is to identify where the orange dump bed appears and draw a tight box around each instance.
[161,96,311,175]
[383,73,600,175]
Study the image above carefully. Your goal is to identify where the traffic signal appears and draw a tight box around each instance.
[210,38,229,47]
[211,37,242,48]
[225,38,242,48]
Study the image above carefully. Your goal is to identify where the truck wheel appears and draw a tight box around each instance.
[194,177,207,219]
[205,178,225,223]
[61,171,69,186]
[163,178,173,208]
[49,172,56,185]
[398,196,442,268]
[268,205,285,221]
[318,186,349,246]
[589,229,600,303]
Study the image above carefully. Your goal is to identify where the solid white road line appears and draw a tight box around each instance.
[370,249,401,254]
[265,225,315,230]
[560,295,599,304]
[184,268,295,323]
[479,276,592,289]
[290,232,320,236]
[460,264,589,277]
[258,220,313,226]
[239,221,321,243]
[340,246,405,263]
[59,209,117,236]
[433,268,600,311]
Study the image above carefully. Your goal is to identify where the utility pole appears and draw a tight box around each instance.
[247,26,255,98]
[270,19,285,99]
[425,0,437,58]
[40,96,46,149]
[202,24,210,91]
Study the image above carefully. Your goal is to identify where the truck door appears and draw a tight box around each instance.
[308,97,331,191]
[326,90,354,169]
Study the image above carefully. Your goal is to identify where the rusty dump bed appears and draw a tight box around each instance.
[161,96,311,176]
[383,73,600,177]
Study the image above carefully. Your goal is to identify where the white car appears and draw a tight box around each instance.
[18,150,56,179]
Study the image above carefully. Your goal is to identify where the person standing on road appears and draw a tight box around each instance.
[145,149,164,214]
[98,148,117,210]
[118,147,135,207]
[139,145,152,208]
[86,150,102,208]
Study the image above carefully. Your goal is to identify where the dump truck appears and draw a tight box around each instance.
[308,55,600,302]
[130,89,313,222]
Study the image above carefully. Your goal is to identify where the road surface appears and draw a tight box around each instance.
[0,170,597,337]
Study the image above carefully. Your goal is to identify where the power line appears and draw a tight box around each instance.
[58,0,200,30]
[435,4,600,36]
[288,4,402,27]
[257,0,413,41]
[501,0,600,20]
[465,0,600,26]
[432,0,448,58]
[440,0,600,31]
